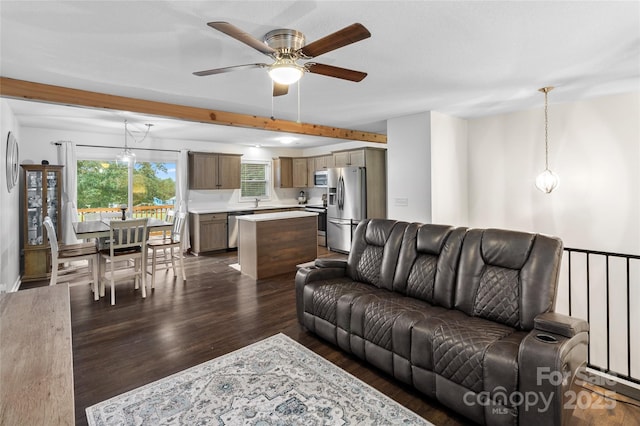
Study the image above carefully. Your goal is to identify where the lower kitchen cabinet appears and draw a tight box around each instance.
[189,213,228,254]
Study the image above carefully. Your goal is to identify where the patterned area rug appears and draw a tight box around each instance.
[86,333,433,425]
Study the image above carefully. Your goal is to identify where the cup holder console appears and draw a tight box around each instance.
[535,333,558,343]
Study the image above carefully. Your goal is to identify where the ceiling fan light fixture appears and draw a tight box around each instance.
[268,61,303,85]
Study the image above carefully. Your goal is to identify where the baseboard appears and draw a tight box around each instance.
[10,276,21,292]
[584,368,640,401]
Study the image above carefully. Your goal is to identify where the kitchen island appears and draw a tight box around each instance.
[237,211,318,280]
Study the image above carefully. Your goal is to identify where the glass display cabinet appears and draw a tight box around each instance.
[21,164,64,281]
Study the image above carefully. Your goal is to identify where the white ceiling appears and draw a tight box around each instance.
[1,1,639,148]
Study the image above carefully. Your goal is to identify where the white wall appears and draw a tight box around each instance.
[430,111,469,226]
[467,92,640,254]
[0,100,22,292]
[387,112,432,222]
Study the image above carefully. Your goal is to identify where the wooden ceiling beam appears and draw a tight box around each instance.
[0,77,387,144]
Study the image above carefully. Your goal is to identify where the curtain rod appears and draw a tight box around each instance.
[52,142,179,153]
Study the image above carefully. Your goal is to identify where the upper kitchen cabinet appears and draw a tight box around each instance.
[314,155,334,171]
[332,149,367,167]
[273,157,293,188]
[292,158,308,188]
[307,158,315,188]
[275,157,317,188]
[188,152,242,190]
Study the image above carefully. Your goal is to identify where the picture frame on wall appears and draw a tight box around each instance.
[5,131,19,192]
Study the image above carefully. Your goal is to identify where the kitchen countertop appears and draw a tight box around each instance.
[188,204,325,214]
[237,211,318,222]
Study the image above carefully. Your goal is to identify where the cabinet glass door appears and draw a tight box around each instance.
[46,170,60,230]
[26,170,44,246]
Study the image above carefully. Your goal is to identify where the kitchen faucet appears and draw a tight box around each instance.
[254,198,259,208]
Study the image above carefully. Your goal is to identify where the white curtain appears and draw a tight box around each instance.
[176,149,190,250]
[56,141,79,244]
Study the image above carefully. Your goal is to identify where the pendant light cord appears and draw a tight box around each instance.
[124,119,152,146]
[544,89,549,170]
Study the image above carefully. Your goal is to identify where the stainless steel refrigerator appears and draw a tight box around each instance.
[327,166,366,253]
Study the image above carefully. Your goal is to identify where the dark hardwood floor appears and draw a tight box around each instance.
[23,249,640,426]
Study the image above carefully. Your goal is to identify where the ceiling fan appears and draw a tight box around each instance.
[193,21,371,96]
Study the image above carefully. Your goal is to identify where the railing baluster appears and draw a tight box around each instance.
[605,255,610,372]
[568,251,572,316]
[627,257,631,380]
[563,247,639,386]
[586,253,591,365]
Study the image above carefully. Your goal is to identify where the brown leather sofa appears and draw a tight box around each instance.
[296,219,589,426]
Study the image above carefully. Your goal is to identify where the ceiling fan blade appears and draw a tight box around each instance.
[193,63,266,76]
[207,22,276,55]
[306,63,367,82]
[299,23,371,58]
[273,83,289,97]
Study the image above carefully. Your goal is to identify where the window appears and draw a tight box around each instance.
[240,160,270,201]
[77,160,176,211]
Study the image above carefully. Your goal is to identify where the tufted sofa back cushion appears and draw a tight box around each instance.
[347,219,408,290]
[454,228,563,330]
[393,224,467,308]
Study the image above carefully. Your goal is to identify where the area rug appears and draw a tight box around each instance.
[86,333,433,425]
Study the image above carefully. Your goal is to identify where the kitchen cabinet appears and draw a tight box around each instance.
[307,158,315,188]
[21,164,63,281]
[315,155,334,171]
[188,152,242,190]
[333,149,366,167]
[273,157,293,188]
[237,212,317,280]
[292,158,308,187]
[189,212,228,254]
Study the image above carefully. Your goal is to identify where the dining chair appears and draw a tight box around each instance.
[147,209,175,261]
[147,211,187,288]
[43,216,100,300]
[99,218,149,305]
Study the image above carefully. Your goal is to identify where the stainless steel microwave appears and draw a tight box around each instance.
[314,170,328,187]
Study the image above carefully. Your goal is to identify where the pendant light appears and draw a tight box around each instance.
[116,120,152,165]
[116,120,136,165]
[535,86,559,193]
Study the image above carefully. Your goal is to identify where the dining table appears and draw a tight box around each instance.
[73,218,174,243]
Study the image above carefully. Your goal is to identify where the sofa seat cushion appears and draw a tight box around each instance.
[303,278,375,325]
[350,292,446,358]
[343,291,447,382]
[412,313,525,408]
[433,317,514,393]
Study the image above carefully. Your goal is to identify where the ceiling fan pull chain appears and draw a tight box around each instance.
[271,89,275,120]
[297,81,301,123]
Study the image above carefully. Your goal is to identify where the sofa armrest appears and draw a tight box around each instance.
[518,316,589,426]
[295,263,349,326]
[534,312,589,338]
[314,258,347,269]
